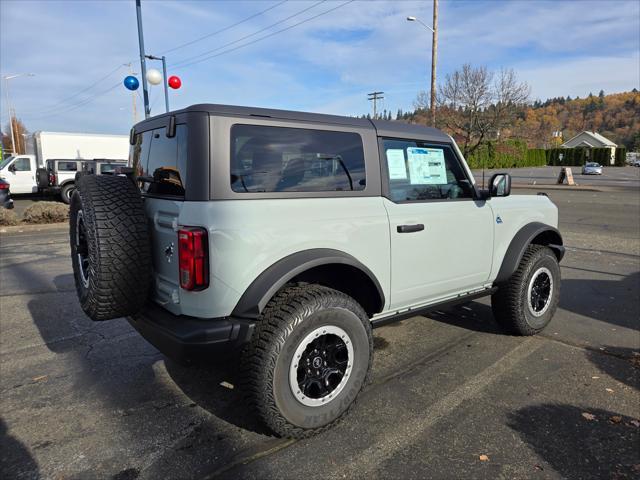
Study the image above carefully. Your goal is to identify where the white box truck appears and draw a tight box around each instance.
[0,131,129,196]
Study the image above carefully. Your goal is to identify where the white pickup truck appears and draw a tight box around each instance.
[0,131,129,196]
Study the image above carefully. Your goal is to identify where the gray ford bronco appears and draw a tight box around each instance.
[69,104,564,438]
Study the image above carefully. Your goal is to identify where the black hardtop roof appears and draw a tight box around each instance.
[136,103,451,143]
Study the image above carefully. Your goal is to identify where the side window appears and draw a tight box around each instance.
[382,139,474,202]
[129,130,152,179]
[230,124,366,193]
[14,158,31,171]
[143,124,187,196]
[100,163,123,175]
[58,161,78,172]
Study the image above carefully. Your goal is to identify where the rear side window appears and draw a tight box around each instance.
[382,139,474,202]
[230,124,366,193]
[130,125,187,196]
[57,161,78,172]
[100,163,124,174]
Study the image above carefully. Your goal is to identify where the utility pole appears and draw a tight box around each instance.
[125,63,138,123]
[3,73,35,155]
[367,91,384,119]
[430,0,438,127]
[135,0,150,118]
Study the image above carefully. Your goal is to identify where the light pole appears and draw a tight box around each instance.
[407,0,438,127]
[3,73,35,155]
[145,54,170,113]
[135,0,151,118]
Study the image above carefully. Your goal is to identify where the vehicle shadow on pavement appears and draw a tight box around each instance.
[164,355,273,436]
[559,271,640,330]
[426,301,505,335]
[0,418,40,479]
[507,403,640,479]
[585,346,640,390]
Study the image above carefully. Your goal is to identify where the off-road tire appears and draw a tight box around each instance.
[240,284,373,438]
[36,167,49,189]
[61,182,76,204]
[492,245,560,335]
[69,174,151,321]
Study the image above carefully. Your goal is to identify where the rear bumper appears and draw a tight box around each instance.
[127,302,255,363]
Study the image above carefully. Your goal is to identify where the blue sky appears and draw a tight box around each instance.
[1,0,638,135]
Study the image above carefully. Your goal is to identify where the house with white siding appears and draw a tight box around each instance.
[561,131,617,164]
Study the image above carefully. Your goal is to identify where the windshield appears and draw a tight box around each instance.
[0,156,15,170]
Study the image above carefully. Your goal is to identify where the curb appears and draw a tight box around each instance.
[0,222,68,235]
[512,183,603,192]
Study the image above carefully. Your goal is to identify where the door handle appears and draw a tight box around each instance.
[397,224,424,233]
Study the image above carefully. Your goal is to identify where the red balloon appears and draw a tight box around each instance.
[168,75,182,89]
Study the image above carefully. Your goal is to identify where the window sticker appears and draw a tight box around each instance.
[407,147,447,185]
[386,149,407,180]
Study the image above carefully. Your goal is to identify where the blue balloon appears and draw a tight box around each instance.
[123,75,139,91]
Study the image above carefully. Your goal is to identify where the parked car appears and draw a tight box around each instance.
[68,104,564,439]
[582,162,603,175]
[36,158,127,204]
[631,160,640,167]
[0,178,14,209]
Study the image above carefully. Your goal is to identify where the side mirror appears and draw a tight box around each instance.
[8,164,16,172]
[489,173,511,197]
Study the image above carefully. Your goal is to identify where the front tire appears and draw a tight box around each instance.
[241,285,373,438]
[492,245,560,336]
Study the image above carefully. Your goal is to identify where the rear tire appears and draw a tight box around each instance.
[69,174,151,321]
[492,245,560,335]
[240,285,373,438]
[61,183,75,204]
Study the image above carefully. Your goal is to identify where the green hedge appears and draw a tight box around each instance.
[526,148,546,166]
[546,147,622,166]
[615,147,627,166]
[466,140,539,169]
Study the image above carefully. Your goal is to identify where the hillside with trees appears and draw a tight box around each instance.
[383,65,639,154]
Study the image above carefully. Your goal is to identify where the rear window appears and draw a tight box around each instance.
[100,163,124,174]
[130,124,187,196]
[57,161,78,172]
[230,124,366,193]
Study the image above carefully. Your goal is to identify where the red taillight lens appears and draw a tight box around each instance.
[178,227,209,291]
[49,172,56,185]
[0,183,8,190]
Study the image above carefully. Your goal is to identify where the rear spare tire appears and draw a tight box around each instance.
[36,167,49,189]
[69,174,151,321]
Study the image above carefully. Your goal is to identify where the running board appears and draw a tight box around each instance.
[371,287,498,329]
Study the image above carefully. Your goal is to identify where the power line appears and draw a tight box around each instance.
[160,0,288,55]
[26,64,125,115]
[174,0,355,70]
[24,81,122,119]
[172,0,328,68]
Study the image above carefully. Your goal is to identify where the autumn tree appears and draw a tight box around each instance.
[2,118,29,154]
[415,64,529,157]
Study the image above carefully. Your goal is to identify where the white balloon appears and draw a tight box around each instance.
[146,68,162,86]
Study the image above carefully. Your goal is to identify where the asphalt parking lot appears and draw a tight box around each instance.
[1,186,638,479]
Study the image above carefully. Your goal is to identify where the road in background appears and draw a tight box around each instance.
[472,165,640,188]
[1,187,638,479]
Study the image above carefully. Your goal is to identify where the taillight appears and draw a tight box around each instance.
[49,172,56,185]
[178,227,209,291]
[0,183,8,190]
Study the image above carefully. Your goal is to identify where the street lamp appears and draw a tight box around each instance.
[3,73,35,155]
[407,2,438,127]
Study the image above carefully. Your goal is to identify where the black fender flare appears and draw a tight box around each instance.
[231,248,385,319]
[494,222,564,284]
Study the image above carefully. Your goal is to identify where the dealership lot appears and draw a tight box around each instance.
[1,187,638,479]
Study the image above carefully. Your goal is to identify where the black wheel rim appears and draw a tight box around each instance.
[75,210,90,287]
[528,268,552,316]
[290,325,353,406]
[296,333,348,399]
